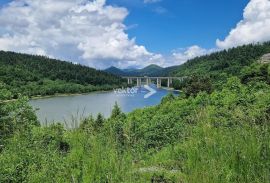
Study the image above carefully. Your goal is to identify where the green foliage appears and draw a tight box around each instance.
[130,76,270,182]
[241,63,270,84]
[160,93,175,104]
[0,51,125,99]
[0,97,39,147]
[0,82,12,100]
[108,103,127,151]
[180,122,270,183]
[1,44,270,182]
[79,115,95,133]
[111,102,123,119]
[178,76,213,96]
[172,42,270,77]
[171,42,270,93]
[0,78,269,182]
[94,113,105,132]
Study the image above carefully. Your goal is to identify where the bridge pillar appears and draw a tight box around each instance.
[137,78,142,87]
[146,78,151,85]
[157,78,161,88]
[167,78,173,88]
[124,76,186,88]
[128,78,133,85]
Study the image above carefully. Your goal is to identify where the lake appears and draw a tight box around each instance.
[29,85,179,127]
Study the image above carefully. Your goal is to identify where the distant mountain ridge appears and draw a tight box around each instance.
[105,42,270,80]
[105,64,164,77]
[105,66,128,76]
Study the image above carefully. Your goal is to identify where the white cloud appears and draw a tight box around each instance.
[217,0,270,49]
[153,6,167,14]
[0,0,163,69]
[5,0,268,69]
[169,45,213,66]
[171,0,270,66]
[144,0,162,4]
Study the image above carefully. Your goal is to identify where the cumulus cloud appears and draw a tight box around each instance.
[4,0,268,69]
[169,45,213,66]
[217,0,270,49]
[169,0,270,66]
[0,0,164,69]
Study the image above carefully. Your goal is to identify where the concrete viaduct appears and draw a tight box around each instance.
[123,76,186,88]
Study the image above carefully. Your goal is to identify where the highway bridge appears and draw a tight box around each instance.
[123,76,187,88]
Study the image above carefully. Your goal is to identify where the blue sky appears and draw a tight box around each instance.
[107,0,249,54]
[0,0,10,5]
[0,0,269,69]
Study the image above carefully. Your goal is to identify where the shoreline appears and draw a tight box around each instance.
[31,86,181,100]
[1,86,180,103]
[1,89,114,103]
[160,86,181,92]
[30,90,113,100]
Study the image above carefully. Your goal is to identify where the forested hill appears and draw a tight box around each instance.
[171,42,270,77]
[0,51,124,99]
[104,66,128,76]
[106,43,270,79]
[169,42,270,92]
[105,64,163,76]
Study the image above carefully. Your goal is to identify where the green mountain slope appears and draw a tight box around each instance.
[0,51,124,99]
[107,42,270,80]
[168,42,270,94]
[138,64,163,76]
[105,64,163,76]
[104,66,128,76]
[171,42,270,77]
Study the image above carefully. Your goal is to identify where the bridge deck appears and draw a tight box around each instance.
[124,76,187,88]
[123,76,185,79]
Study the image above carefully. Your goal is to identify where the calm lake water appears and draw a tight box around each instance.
[29,85,179,127]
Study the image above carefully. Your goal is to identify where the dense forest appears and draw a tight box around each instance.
[170,42,270,91]
[0,43,270,182]
[172,42,270,77]
[0,51,125,99]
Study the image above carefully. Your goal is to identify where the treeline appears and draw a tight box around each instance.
[0,51,125,99]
